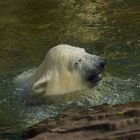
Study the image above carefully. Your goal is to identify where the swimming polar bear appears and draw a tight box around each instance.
[15,44,106,96]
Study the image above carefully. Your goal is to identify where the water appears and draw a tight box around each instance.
[0,0,140,139]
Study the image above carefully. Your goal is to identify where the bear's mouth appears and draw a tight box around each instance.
[87,73,103,84]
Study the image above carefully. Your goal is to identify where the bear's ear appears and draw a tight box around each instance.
[32,77,48,95]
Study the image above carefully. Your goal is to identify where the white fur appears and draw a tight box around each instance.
[32,45,88,95]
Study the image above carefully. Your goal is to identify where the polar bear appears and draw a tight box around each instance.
[15,44,106,96]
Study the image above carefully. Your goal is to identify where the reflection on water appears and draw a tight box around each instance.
[0,0,140,139]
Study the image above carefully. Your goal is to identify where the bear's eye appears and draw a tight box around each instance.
[74,62,78,65]
[78,58,82,62]
[74,58,82,66]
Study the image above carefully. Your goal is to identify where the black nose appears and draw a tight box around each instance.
[100,58,106,69]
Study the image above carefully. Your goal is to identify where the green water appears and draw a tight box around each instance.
[0,0,140,139]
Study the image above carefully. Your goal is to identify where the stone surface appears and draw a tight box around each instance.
[23,102,140,140]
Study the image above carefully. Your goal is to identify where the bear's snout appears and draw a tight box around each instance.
[99,58,106,70]
[85,56,106,85]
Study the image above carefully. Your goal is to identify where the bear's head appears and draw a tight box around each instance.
[32,45,106,95]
